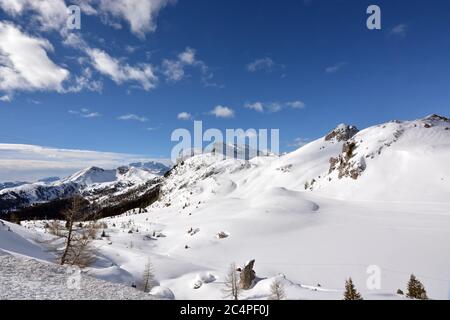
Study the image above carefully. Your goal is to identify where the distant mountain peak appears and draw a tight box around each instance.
[424,114,450,123]
[128,161,171,175]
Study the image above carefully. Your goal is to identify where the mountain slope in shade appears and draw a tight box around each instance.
[0,181,28,191]
[0,164,165,213]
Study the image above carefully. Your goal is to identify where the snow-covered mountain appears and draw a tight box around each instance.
[177,141,269,163]
[129,161,171,176]
[115,114,448,300]
[0,181,28,191]
[0,163,168,214]
[1,115,449,300]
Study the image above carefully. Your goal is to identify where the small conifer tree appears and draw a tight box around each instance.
[343,278,363,300]
[406,274,428,300]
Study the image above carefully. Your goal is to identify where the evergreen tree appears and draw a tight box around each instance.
[343,278,363,300]
[406,274,428,300]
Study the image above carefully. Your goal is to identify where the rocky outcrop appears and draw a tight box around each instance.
[325,124,359,142]
[240,260,256,290]
[425,114,450,123]
[329,140,366,180]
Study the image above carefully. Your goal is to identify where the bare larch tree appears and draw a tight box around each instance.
[60,196,95,267]
[223,263,241,300]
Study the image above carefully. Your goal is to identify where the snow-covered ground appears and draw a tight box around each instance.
[0,254,153,300]
[1,115,449,300]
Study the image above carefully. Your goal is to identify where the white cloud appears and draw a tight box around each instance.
[0,0,174,37]
[210,105,234,118]
[244,102,264,113]
[267,102,282,113]
[325,62,347,74]
[0,0,68,31]
[162,47,215,85]
[0,21,69,96]
[286,100,306,109]
[244,100,306,113]
[162,59,185,82]
[98,0,174,38]
[0,94,12,102]
[389,24,408,37]
[118,114,148,122]
[69,108,102,118]
[86,48,157,90]
[125,45,139,54]
[177,112,192,120]
[178,47,196,65]
[246,57,275,72]
[0,143,170,182]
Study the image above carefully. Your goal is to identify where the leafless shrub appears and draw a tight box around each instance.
[223,263,240,300]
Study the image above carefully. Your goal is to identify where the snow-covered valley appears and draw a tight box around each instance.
[1,115,449,300]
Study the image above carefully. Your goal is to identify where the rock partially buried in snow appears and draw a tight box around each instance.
[149,286,175,300]
[192,272,216,289]
[240,260,256,290]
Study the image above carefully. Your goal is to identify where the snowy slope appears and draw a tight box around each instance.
[313,114,450,201]
[1,115,449,300]
[0,220,54,261]
[90,115,448,300]
[0,254,153,300]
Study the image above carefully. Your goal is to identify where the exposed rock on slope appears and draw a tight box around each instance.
[325,124,359,142]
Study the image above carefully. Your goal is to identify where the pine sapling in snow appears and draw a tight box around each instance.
[406,274,428,300]
[343,278,363,300]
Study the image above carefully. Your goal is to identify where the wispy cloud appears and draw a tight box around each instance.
[247,57,275,73]
[0,95,12,102]
[162,47,218,87]
[245,100,306,113]
[286,101,306,109]
[69,108,102,118]
[244,102,264,113]
[0,143,170,182]
[210,105,235,118]
[325,62,347,74]
[117,114,148,122]
[389,24,408,37]
[177,112,192,120]
[86,48,158,91]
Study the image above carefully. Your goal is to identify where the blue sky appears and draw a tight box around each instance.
[1,0,450,160]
